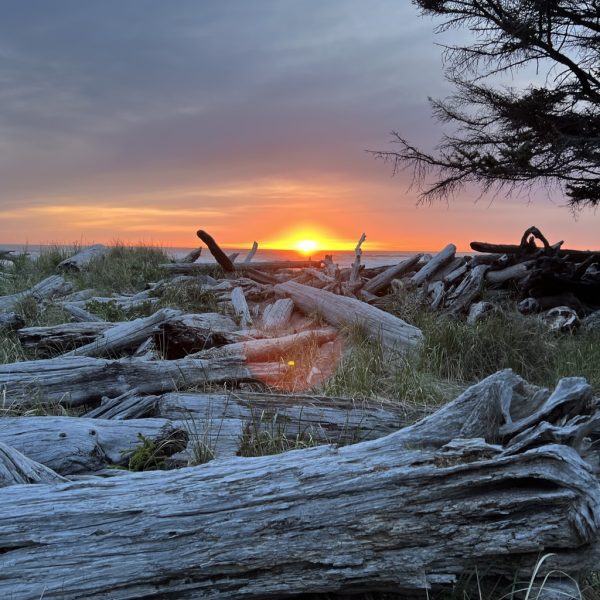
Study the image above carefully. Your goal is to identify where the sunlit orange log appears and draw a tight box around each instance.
[191,327,337,361]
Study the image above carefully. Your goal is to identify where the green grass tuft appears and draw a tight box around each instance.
[73,243,169,294]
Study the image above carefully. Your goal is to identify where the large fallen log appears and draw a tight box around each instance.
[363,253,423,294]
[155,390,427,458]
[471,241,599,260]
[56,244,108,272]
[0,275,72,313]
[274,280,423,353]
[0,417,182,475]
[160,260,321,274]
[0,355,286,407]
[0,371,598,599]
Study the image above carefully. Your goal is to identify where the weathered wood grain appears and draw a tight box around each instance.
[0,442,66,487]
[0,417,180,474]
[0,355,285,406]
[262,298,294,330]
[0,371,597,599]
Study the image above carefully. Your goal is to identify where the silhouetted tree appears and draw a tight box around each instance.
[375,1,600,208]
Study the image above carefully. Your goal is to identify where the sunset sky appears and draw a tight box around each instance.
[1,1,598,251]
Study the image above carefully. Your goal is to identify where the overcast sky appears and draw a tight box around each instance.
[1,1,598,250]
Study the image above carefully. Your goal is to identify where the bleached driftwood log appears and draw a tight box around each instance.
[445,265,490,315]
[242,241,258,263]
[84,389,159,420]
[62,308,180,358]
[154,390,427,458]
[275,280,423,353]
[410,243,456,286]
[486,261,534,284]
[63,296,159,312]
[0,417,183,475]
[0,355,285,407]
[363,254,423,294]
[179,247,202,263]
[262,298,294,330]
[160,260,320,274]
[349,232,366,286]
[0,275,72,313]
[17,322,111,355]
[0,442,67,487]
[56,244,108,272]
[62,302,105,323]
[0,371,598,599]
[231,286,253,328]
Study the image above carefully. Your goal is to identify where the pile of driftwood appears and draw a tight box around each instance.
[0,229,599,598]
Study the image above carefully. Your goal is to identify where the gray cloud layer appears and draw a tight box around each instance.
[0,1,447,208]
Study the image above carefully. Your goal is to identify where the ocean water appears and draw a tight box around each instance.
[1,244,423,268]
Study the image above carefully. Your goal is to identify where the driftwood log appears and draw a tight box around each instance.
[275,280,423,353]
[17,321,112,355]
[197,229,235,271]
[0,417,182,474]
[363,254,423,294]
[0,275,72,312]
[0,355,286,407]
[161,260,321,274]
[56,244,108,272]
[411,243,456,286]
[0,371,598,599]
[242,241,258,263]
[154,390,428,458]
[262,298,294,330]
[62,308,180,358]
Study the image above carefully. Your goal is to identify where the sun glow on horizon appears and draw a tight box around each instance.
[295,239,318,254]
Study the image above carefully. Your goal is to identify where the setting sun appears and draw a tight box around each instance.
[295,239,318,254]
